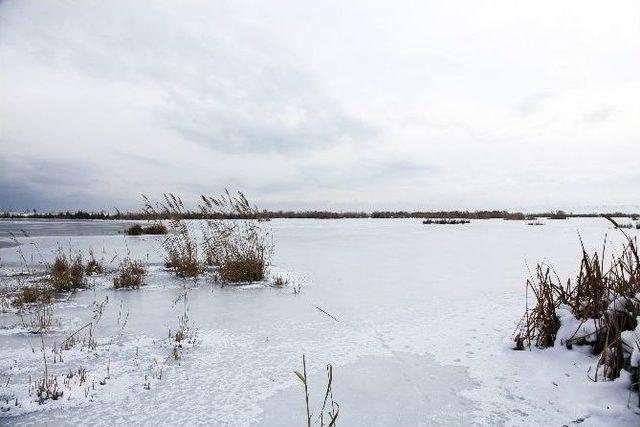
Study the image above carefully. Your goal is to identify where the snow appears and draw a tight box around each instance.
[0,218,639,425]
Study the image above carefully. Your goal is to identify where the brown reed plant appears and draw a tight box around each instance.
[50,251,85,292]
[113,257,147,289]
[12,285,53,308]
[199,190,272,284]
[514,265,561,350]
[144,194,203,279]
[570,243,608,320]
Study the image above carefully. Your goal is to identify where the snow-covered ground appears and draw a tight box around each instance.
[0,218,639,425]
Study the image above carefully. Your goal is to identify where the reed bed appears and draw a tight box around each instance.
[143,191,271,284]
[514,216,640,398]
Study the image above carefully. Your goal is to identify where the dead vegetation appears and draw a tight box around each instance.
[84,249,103,275]
[199,191,271,284]
[50,251,85,292]
[273,276,288,287]
[12,285,53,308]
[547,210,568,220]
[125,222,167,236]
[422,219,470,225]
[168,288,198,360]
[144,195,203,279]
[113,257,147,289]
[143,191,272,284]
[294,354,339,427]
[513,216,640,400]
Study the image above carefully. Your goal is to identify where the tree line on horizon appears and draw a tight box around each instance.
[0,209,637,221]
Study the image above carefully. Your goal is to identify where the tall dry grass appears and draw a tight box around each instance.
[514,216,640,393]
[50,251,85,292]
[113,257,147,289]
[199,191,272,284]
[144,194,203,279]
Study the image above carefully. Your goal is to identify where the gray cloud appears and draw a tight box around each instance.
[1,1,639,211]
[0,1,376,154]
[517,92,556,116]
[582,107,616,124]
[159,86,376,153]
[0,157,113,211]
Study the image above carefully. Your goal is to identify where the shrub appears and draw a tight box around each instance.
[113,258,147,289]
[50,252,85,292]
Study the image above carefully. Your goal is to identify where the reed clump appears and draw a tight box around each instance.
[12,285,54,308]
[143,191,272,283]
[113,258,147,289]
[145,195,203,279]
[199,191,272,284]
[50,252,85,292]
[514,217,640,393]
[125,222,167,236]
[513,266,560,350]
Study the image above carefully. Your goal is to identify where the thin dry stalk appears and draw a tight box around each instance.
[294,354,340,427]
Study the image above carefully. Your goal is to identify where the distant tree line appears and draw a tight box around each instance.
[0,209,636,221]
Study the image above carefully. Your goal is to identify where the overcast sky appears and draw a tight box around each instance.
[1,0,639,212]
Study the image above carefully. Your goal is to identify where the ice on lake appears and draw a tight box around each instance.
[0,218,638,425]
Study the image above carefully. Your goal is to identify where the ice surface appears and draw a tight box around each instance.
[0,218,639,425]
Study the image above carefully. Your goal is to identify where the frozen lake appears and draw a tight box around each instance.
[0,218,638,425]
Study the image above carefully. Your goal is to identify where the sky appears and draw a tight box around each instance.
[1,0,639,212]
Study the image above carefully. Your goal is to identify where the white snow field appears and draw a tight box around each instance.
[0,218,639,425]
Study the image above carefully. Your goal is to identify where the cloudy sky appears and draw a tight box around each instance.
[1,0,639,212]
